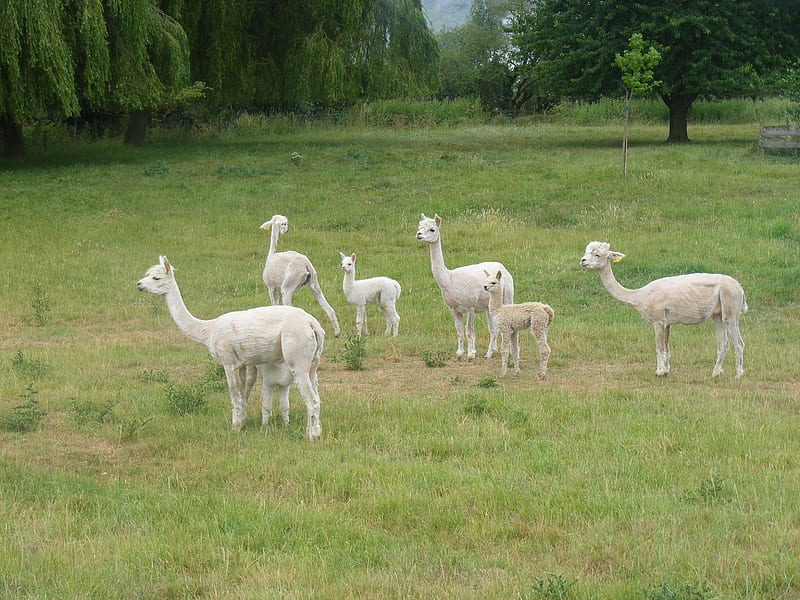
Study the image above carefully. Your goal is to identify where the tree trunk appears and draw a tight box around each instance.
[662,92,694,143]
[1,114,25,157]
[124,109,151,146]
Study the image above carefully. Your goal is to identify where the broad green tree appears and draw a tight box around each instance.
[509,0,800,142]
[0,0,189,156]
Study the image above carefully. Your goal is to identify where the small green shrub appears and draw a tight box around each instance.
[682,475,729,504]
[462,394,489,416]
[69,398,117,425]
[532,573,576,599]
[10,349,50,381]
[143,161,169,176]
[198,362,227,393]
[0,386,46,433]
[477,376,498,388]
[28,284,51,326]
[117,416,154,442]
[643,581,713,600]
[421,349,448,368]
[164,382,208,415]
[138,368,170,384]
[340,332,367,371]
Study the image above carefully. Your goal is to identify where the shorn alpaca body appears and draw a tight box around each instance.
[339,252,401,336]
[483,270,553,378]
[580,241,747,378]
[137,256,324,438]
[416,213,514,360]
[260,215,340,336]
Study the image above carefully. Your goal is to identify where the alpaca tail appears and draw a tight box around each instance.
[542,304,555,326]
[307,266,341,336]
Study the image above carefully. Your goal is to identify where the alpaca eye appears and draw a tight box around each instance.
[153,277,161,281]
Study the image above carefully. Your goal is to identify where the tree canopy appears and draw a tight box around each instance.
[509,0,800,141]
[0,0,190,155]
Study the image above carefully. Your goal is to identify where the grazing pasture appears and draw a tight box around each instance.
[1,122,799,599]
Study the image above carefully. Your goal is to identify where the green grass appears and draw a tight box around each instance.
[1,120,799,599]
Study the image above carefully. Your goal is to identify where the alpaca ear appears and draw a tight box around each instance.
[260,220,271,230]
[496,270,502,280]
[483,269,491,276]
[434,214,441,225]
[610,251,625,263]
[339,252,347,259]
[421,213,427,220]
[351,254,356,262]
[160,256,172,273]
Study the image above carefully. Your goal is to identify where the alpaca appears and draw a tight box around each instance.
[339,252,401,336]
[416,213,514,359]
[580,241,747,378]
[483,270,554,378]
[137,256,324,438]
[260,214,340,337]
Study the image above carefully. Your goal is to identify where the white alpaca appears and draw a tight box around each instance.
[580,241,747,378]
[483,270,554,378]
[339,252,401,336]
[260,215,340,337]
[416,213,514,359]
[137,256,324,438]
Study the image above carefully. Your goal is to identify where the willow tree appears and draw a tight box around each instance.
[180,0,439,111]
[0,0,189,156]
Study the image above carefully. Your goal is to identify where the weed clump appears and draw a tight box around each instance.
[340,332,367,371]
[422,348,448,368]
[0,386,46,433]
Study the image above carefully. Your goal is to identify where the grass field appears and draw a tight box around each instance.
[1,121,799,599]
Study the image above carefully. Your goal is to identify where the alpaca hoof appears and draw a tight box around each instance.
[232,420,245,431]
[655,371,669,378]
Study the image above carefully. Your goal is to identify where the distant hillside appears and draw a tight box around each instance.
[422,0,471,31]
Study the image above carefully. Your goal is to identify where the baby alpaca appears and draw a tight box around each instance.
[339,252,401,336]
[580,241,747,378]
[483,270,554,378]
[137,256,324,439]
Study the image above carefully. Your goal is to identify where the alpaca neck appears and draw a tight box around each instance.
[598,263,640,308]
[427,238,451,288]
[342,268,355,292]
[268,227,281,258]
[164,280,211,345]
[487,288,503,317]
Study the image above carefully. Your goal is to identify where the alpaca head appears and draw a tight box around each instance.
[482,269,503,294]
[339,252,356,272]
[260,214,289,235]
[416,213,442,244]
[580,241,625,270]
[137,255,174,295]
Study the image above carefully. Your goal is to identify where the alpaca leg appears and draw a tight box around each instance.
[260,384,274,424]
[277,385,290,424]
[294,374,321,440]
[267,287,281,305]
[451,309,466,359]
[224,365,248,430]
[382,304,400,336]
[243,365,258,402]
[484,310,498,359]
[499,332,511,377]
[465,311,477,360]
[653,323,670,377]
[511,330,521,375]
[533,327,551,379]
[711,315,729,377]
[727,317,745,379]
[355,305,367,336]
